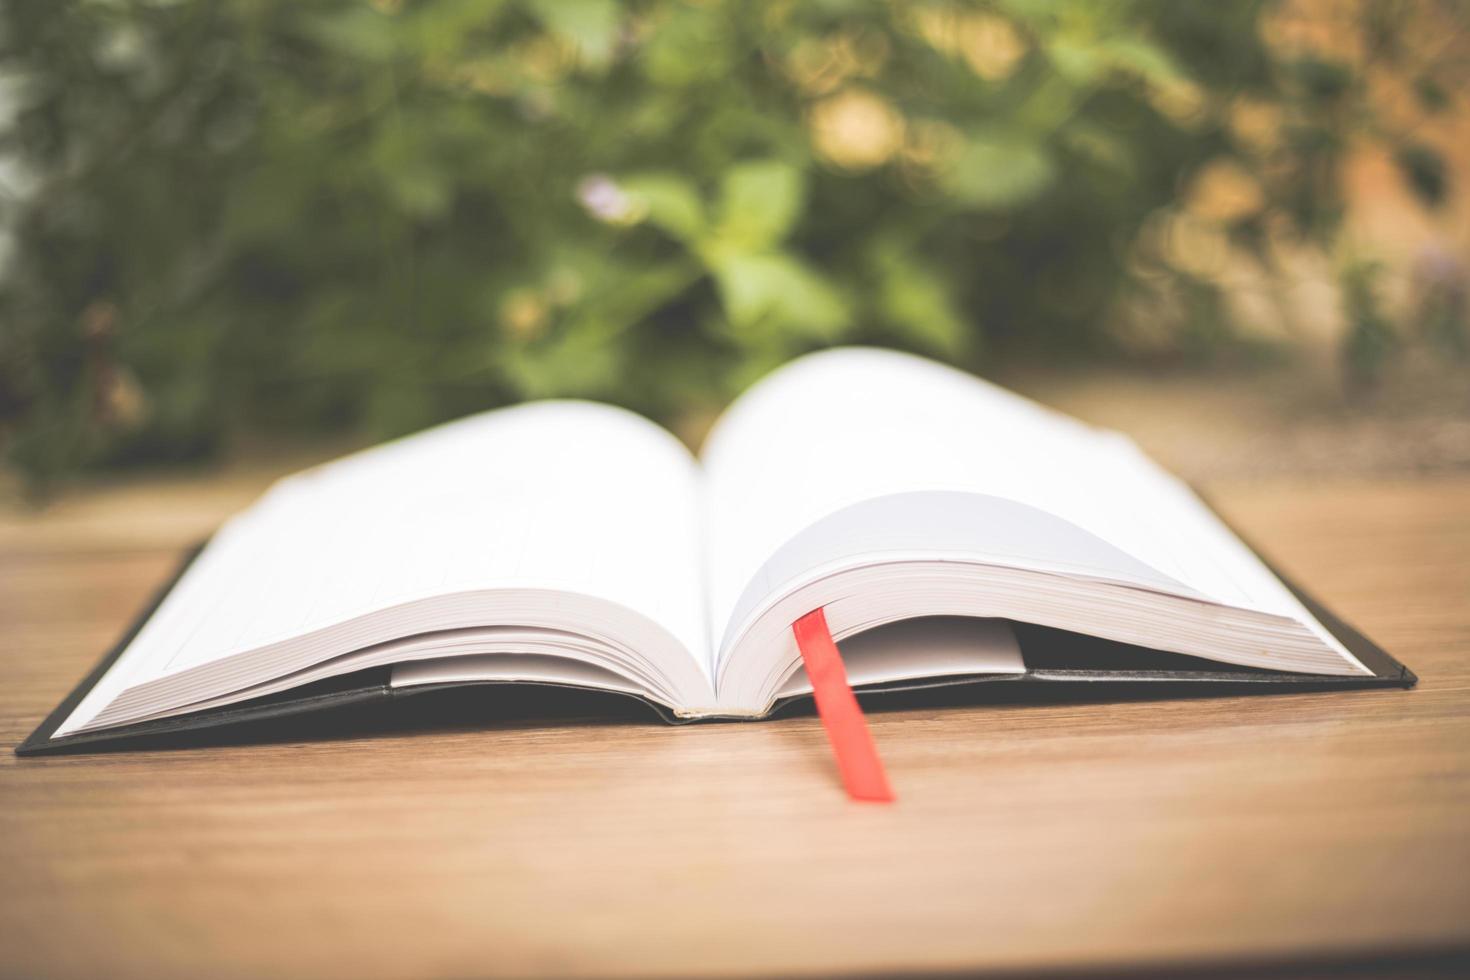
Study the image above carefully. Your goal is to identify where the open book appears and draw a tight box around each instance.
[20,348,1413,754]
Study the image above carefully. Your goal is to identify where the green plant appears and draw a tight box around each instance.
[0,0,1461,488]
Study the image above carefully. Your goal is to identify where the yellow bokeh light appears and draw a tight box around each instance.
[959,14,1026,82]
[809,88,906,170]
[1188,158,1266,223]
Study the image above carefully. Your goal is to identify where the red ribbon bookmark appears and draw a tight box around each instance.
[792,608,895,803]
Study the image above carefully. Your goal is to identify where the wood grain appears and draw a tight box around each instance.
[1,473,1467,979]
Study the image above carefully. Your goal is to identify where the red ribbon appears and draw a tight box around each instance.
[792,608,895,803]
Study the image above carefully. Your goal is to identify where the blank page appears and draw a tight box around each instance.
[58,402,709,735]
[700,348,1352,661]
[776,617,1024,698]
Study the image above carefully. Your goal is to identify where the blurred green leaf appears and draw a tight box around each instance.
[527,0,620,70]
[712,252,849,338]
[713,160,804,252]
[1046,36,1108,85]
[620,173,706,242]
[1099,36,1185,87]
[874,251,969,357]
[1048,32,1183,87]
[941,131,1056,209]
[639,4,733,86]
[300,6,399,62]
[503,327,624,400]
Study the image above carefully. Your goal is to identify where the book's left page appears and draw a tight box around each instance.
[54,401,716,737]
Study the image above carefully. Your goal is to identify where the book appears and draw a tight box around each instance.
[18,348,1414,755]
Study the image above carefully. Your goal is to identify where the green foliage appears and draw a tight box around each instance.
[0,0,1460,487]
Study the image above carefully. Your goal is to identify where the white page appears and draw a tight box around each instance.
[392,652,652,698]
[700,348,1350,662]
[776,617,1024,698]
[58,402,711,735]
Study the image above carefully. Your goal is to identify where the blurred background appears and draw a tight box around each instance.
[1,0,1467,496]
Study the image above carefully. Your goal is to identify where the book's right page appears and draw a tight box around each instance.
[699,347,1369,707]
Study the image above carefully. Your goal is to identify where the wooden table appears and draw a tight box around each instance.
[2,472,1468,978]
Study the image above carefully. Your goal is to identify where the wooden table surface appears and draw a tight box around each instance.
[1,471,1468,978]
